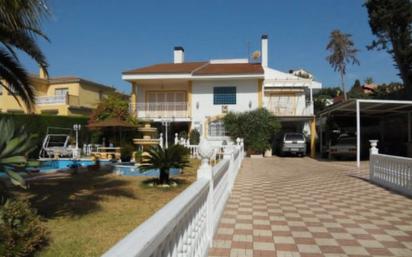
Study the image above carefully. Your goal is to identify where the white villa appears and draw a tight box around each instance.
[122,35,321,145]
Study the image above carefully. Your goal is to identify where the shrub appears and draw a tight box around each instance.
[178,131,188,140]
[189,129,200,145]
[140,145,190,184]
[120,144,135,162]
[223,108,281,155]
[0,199,48,257]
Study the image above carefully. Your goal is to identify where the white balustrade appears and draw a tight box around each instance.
[102,138,244,257]
[369,140,412,196]
[130,102,190,119]
[35,94,67,105]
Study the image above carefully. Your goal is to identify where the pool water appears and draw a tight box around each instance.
[114,164,181,177]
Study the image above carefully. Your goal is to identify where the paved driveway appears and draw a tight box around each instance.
[209,157,412,257]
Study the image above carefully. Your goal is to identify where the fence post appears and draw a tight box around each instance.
[370,140,379,155]
[159,133,163,149]
[197,138,214,247]
[369,140,379,181]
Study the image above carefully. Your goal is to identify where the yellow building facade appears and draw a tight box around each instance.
[0,70,115,116]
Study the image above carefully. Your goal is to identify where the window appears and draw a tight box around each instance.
[55,88,69,96]
[208,120,226,137]
[213,87,236,105]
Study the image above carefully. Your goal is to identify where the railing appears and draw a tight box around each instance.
[35,95,67,105]
[102,139,244,257]
[35,94,80,106]
[369,140,412,196]
[130,102,190,119]
[268,103,314,116]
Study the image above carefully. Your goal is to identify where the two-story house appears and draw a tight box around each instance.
[0,69,116,116]
[123,35,321,145]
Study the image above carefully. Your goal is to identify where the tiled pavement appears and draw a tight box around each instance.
[208,157,412,257]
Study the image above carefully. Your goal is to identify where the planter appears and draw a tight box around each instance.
[264,149,272,157]
[250,154,263,158]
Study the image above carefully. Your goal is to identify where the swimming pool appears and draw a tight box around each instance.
[32,159,110,173]
[113,164,181,177]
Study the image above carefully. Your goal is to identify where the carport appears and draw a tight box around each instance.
[318,99,412,167]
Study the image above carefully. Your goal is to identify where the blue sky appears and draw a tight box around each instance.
[21,0,400,93]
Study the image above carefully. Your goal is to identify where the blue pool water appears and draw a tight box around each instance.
[114,164,181,177]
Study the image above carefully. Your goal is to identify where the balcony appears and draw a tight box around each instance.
[268,103,314,116]
[130,102,190,120]
[35,94,80,106]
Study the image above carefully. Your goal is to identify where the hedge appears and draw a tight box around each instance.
[0,113,91,158]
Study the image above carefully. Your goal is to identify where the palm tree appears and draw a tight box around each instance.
[0,0,49,111]
[140,145,190,184]
[326,30,360,100]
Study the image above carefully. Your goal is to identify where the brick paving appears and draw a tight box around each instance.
[209,157,412,257]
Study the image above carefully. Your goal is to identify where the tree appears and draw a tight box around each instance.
[223,108,281,155]
[364,0,412,98]
[0,0,50,111]
[365,77,374,84]
[140,145,190,184]
[313,87,341,113]
[89,92,135,124]
[348,79,369,99]
[326,30,360,100]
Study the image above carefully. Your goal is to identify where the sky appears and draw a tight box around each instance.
[20,0,401,93]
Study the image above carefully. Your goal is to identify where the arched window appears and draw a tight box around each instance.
[208,120,226,137]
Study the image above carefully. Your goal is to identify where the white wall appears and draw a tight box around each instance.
[191,79,259,134]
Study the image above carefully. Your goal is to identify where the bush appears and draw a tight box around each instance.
[189,129,200,145]
[120,144,135,162]
[223,108,281,155]
[0,199,48,257]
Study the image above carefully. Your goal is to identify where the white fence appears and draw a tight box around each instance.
[369,140,412,196]
[102,139,244,257]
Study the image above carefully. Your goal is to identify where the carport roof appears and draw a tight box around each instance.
[318,99,412,117]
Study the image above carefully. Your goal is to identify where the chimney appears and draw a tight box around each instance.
[39,67,48,79]
[174,46,184,63]
[261,34,268,67]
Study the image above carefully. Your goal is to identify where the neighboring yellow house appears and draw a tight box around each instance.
[0,69,115,116]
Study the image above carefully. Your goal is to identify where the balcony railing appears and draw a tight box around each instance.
[35,95,67,105]
[130,102,190,119]
[35,94,80,106]
[267,103,314,116]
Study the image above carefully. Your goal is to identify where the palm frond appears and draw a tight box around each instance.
[0,49,35,111]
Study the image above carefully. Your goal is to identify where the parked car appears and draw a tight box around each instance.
[277,132,306,157]
[329,136,357,159]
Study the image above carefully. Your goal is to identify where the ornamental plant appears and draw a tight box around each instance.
[223,108,281,155]
[0,118,37,192]
[140,145,190,184]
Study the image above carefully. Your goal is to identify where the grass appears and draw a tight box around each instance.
[10,159,200,257]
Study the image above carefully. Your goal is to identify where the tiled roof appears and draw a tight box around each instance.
[122,62,208,74]
[123,62,264,76]
[193,63,263,75]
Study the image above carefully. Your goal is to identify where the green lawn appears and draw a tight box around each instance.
[11,160,200,257]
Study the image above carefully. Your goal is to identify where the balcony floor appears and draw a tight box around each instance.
[209,157,412,257]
